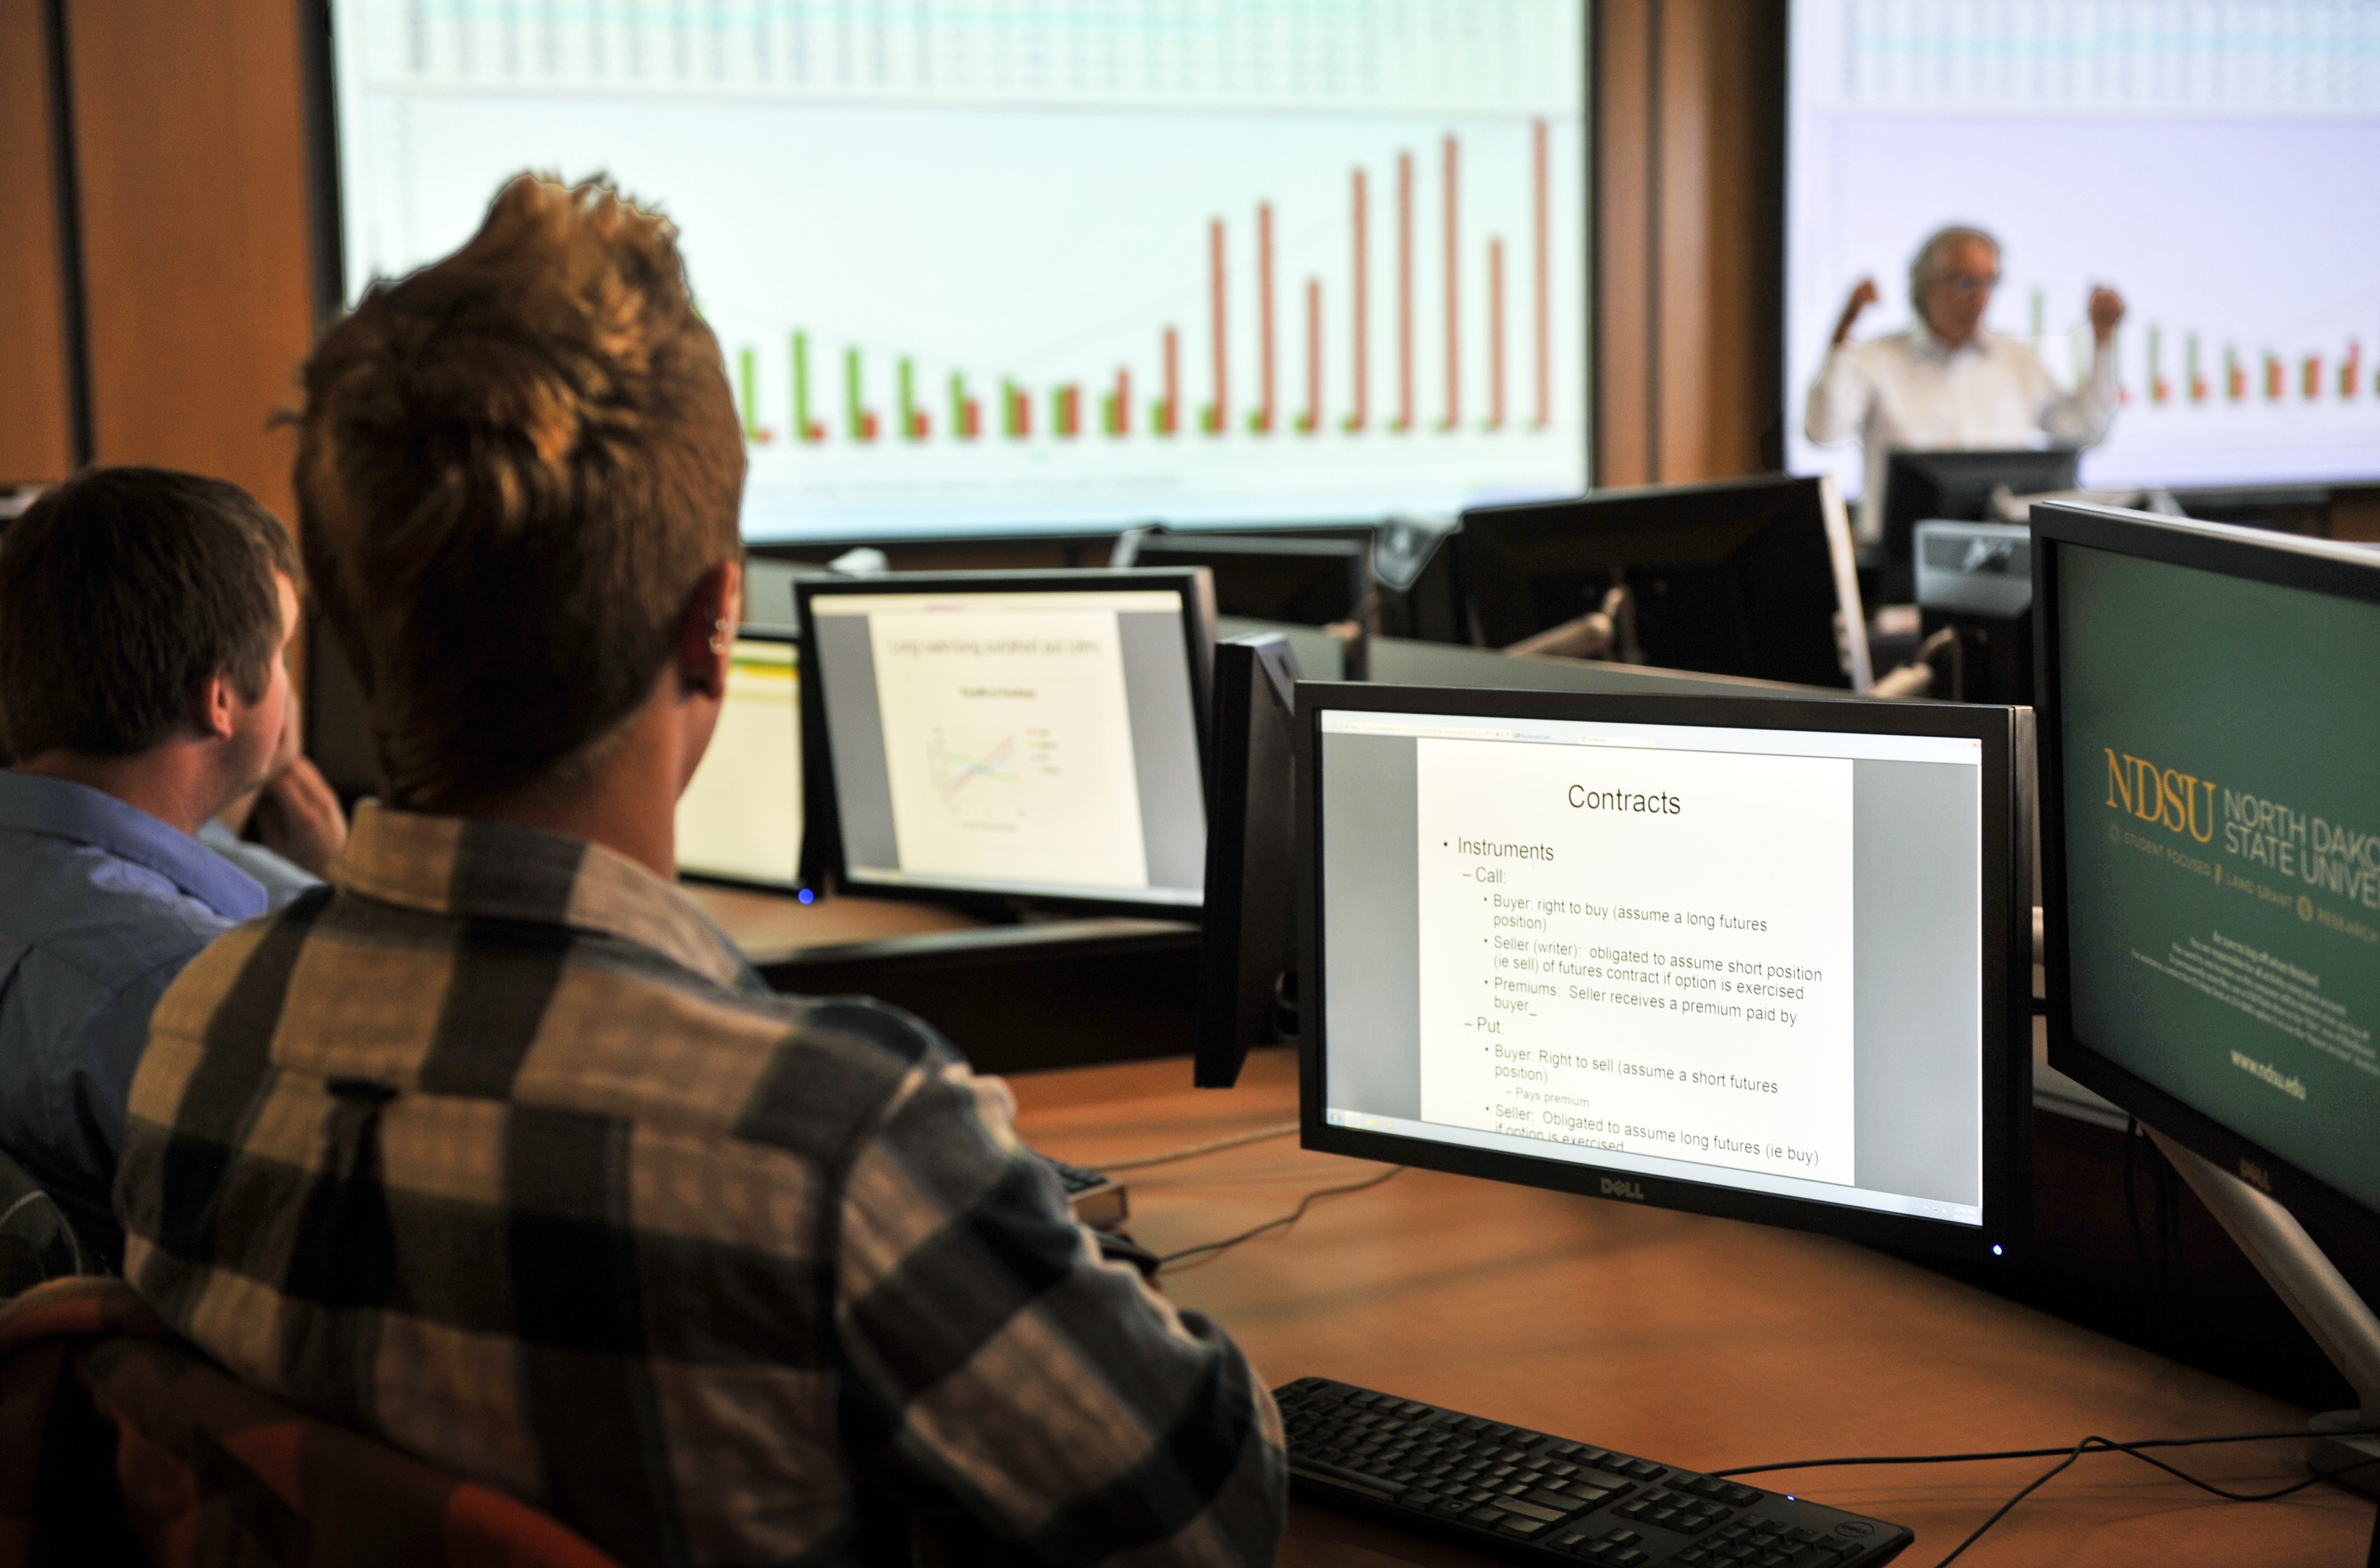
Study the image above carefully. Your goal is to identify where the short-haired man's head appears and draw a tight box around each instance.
[1909,225,2000,299]
[294,174,744,811]
[0,467,298,762]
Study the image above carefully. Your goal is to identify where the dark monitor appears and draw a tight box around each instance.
[1195,634,1304,1088]
[675,626,805,894]
[1456,475,1865,689]
[1298,682,2031,1265]
[1118,533,1371,628]
[796,570,1214,913]
[2035,501,2380,1257]
[1914,520,2033,707]
[1881,448,2079,572]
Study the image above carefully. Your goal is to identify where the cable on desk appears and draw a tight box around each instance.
[1094,1120,1300,1173]
[1155,1166,1403,1272]
[1711,1426,2380,1567]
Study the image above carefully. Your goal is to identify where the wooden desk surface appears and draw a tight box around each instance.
[1011,1049,2377,1567]
[681,881,981,961]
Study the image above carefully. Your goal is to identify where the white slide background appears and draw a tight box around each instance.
[329,0,1589,539]
[866,607,1149,889]
[1415,738,1857,1185]
[1787,1,2380,494]
[676,641,802,884]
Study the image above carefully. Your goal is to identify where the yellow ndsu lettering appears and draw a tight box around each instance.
[2104,748,2215,843]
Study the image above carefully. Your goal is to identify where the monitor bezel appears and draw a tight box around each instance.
[1195,633,1305,1088]
[1128,534,1372,628]
[1879,448,2081,565]
[794,568,1217,917]
[1295,680,2032,1266]
[2032,499,2380,1254]
[675,624,808,897]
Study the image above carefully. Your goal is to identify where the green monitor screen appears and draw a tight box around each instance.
[2039,502,2380,1242]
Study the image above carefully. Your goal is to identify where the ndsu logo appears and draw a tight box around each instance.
[2104,748,2216,844]
[1600,1177,1647,1202]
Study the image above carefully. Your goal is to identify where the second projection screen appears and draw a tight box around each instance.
[329,1,1591,541]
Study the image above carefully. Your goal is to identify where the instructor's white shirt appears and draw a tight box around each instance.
[1804,323,2119,542]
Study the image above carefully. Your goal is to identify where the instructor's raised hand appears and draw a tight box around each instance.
[1832,278,1881,346]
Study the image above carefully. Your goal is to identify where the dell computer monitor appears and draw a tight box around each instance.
[1121,534,1372,629]
[1455,475,1868,691]
[2035,501,2380,1255]
[1196,633,1305,1088]
[676,627,806,892]
[1297,683,2030,1264]
[797,570,1213,912]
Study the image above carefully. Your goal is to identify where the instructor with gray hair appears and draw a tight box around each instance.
[1804,224,2126,544]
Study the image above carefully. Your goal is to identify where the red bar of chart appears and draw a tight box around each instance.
[1532,118,1550,429]
[951,372,981,440]
[1158,326,1180,435]
[900,358,930,441]
[1103,368,1131,436]
[1301,278,1321,435]
[1346,167,1368,433]
[1204,218,1228,435]
[1440,135,1459,433]
[1395,150,1415,433]
[1486,238,1506,430]
[1252,202,1277,435]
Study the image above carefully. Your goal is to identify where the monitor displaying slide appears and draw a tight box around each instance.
[324,1,1592,541]
[1307,688,2029,1260]
[801,575,1207,908]
[1785,1,2380,494]
[675,632,803,889]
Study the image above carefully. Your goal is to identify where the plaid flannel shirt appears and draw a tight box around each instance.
[114,806,1284,1567]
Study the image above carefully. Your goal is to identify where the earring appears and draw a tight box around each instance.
[708,618,730,655]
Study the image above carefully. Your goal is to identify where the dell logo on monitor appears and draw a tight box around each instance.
[1600,1177,1647,1202]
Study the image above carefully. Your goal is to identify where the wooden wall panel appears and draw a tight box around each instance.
[66,0,316,526]
[1596,0,1782,489]
[1656,0,1780,483]
[0,0,76,485]
[1593,0,1656,488]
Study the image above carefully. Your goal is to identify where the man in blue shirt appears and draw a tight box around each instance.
[0,467,345,1265]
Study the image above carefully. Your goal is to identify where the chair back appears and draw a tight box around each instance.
[0,1147,84,1301]
[0,1278,623,1568]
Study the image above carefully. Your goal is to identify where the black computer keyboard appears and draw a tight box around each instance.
[1277,1378,1913,1566]
[1041,1154,1111,1196]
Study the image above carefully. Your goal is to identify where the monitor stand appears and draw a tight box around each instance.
[2145,1126,2380,1500]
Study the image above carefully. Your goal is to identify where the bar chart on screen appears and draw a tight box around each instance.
[329,1,1590,540]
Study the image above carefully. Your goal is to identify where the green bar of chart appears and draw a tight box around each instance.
[792,332,822,442]
[846,347,878,442]
[739,347,763,440]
